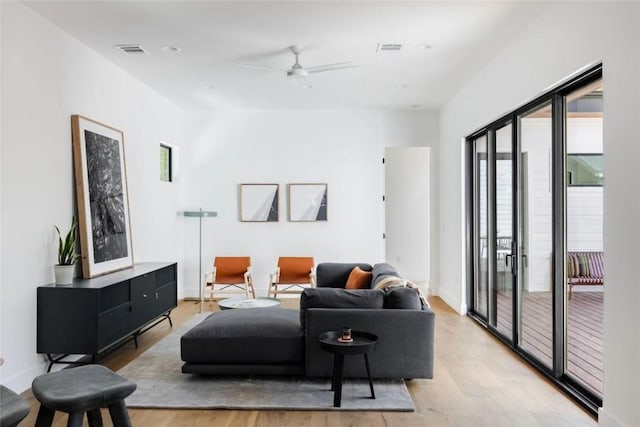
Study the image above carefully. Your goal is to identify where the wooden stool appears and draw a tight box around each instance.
[31,364,136,427]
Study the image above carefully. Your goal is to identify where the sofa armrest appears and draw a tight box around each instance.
[305,308,435,379]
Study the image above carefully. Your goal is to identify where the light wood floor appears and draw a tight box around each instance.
[19,297,597,426]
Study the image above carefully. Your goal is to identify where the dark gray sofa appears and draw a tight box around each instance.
[181,262,435,379]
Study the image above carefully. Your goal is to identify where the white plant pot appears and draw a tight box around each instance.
[54,265,75,285]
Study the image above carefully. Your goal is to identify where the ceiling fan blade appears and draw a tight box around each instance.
[236,63,283,72]
[305,61,354,71]
[306,62,358,74]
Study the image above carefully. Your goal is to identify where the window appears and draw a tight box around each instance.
[567,154,603,186]
[160,144,172,182]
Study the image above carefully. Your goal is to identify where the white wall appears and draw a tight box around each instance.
[521,118,553,292]
[0,2,187,392]
[567,118,604,252]
[438,2,639,426]
[180,109,438,297]
[567,187,603,252]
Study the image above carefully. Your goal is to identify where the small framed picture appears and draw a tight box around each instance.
[71,115,134,278]
[240,184,279,222]
[288,183,328,222]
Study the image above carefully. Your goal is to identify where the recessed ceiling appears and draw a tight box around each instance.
[23,1,551,110]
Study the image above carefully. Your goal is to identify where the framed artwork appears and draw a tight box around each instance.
[240,184,279,222]
[288,183,328,222]
[71,115,134,278]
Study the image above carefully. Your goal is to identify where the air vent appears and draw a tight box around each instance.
[115,44,149,55]
[376,43,402,52]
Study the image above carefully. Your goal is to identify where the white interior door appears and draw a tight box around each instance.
[384,147,430,282]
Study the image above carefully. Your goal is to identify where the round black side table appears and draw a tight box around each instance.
[318,330,378,408]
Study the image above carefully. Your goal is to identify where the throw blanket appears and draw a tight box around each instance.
[374,275,431,308]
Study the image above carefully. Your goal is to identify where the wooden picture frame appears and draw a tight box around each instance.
[288,183,328,222]
[240,184,279,222]
[71,115,134,278]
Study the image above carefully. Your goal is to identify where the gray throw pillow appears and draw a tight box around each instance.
[384,286,422,310]
[299,287,384,328]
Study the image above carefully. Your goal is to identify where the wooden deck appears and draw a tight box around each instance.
[496,291,603,395]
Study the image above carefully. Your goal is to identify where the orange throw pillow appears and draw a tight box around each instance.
[345,266,372,289]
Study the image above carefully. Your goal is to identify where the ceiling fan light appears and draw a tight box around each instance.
[287,68,308,78]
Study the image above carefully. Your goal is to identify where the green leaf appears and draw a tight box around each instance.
[55,217,79,265]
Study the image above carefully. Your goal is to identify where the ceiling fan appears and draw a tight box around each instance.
[238,45,356,78]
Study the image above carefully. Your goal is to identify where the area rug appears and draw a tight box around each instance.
[118,313,414,411]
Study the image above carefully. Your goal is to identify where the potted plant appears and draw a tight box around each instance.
[54,217,80,285]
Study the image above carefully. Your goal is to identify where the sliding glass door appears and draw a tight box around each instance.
[472,135,489,320]
[517,102,553,368]
[473,125,516,342]
[466,65,603,413]
[494,123,514,341]
[565,82,604,396]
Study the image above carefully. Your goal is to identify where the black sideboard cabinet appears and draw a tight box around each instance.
[37,262,177,371]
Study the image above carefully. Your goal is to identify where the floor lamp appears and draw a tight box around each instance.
[183,209,217,303]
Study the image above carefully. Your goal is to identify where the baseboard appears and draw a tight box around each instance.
[3,362,43,393]
[182,287,275,300]
[437,288,466,314]
[459,302,468,315]
[3,353,84,394]
[181,291,300,302]
[598,407,627,427]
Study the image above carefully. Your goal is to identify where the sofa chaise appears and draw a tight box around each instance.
[180,262,435,379]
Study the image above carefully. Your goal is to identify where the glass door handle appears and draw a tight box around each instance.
[506,251,518,275]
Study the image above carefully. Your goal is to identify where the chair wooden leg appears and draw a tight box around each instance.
[35,405,55,427]
[66,411,84,427]
[87,408,103,427]
[107,400,133,427]
[200,281,206,313]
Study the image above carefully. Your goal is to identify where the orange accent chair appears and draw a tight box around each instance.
[202,256,255,311]
[268,257,316,298]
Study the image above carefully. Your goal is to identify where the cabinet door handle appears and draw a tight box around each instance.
[142,294,147,298]
[155,292,159,300]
